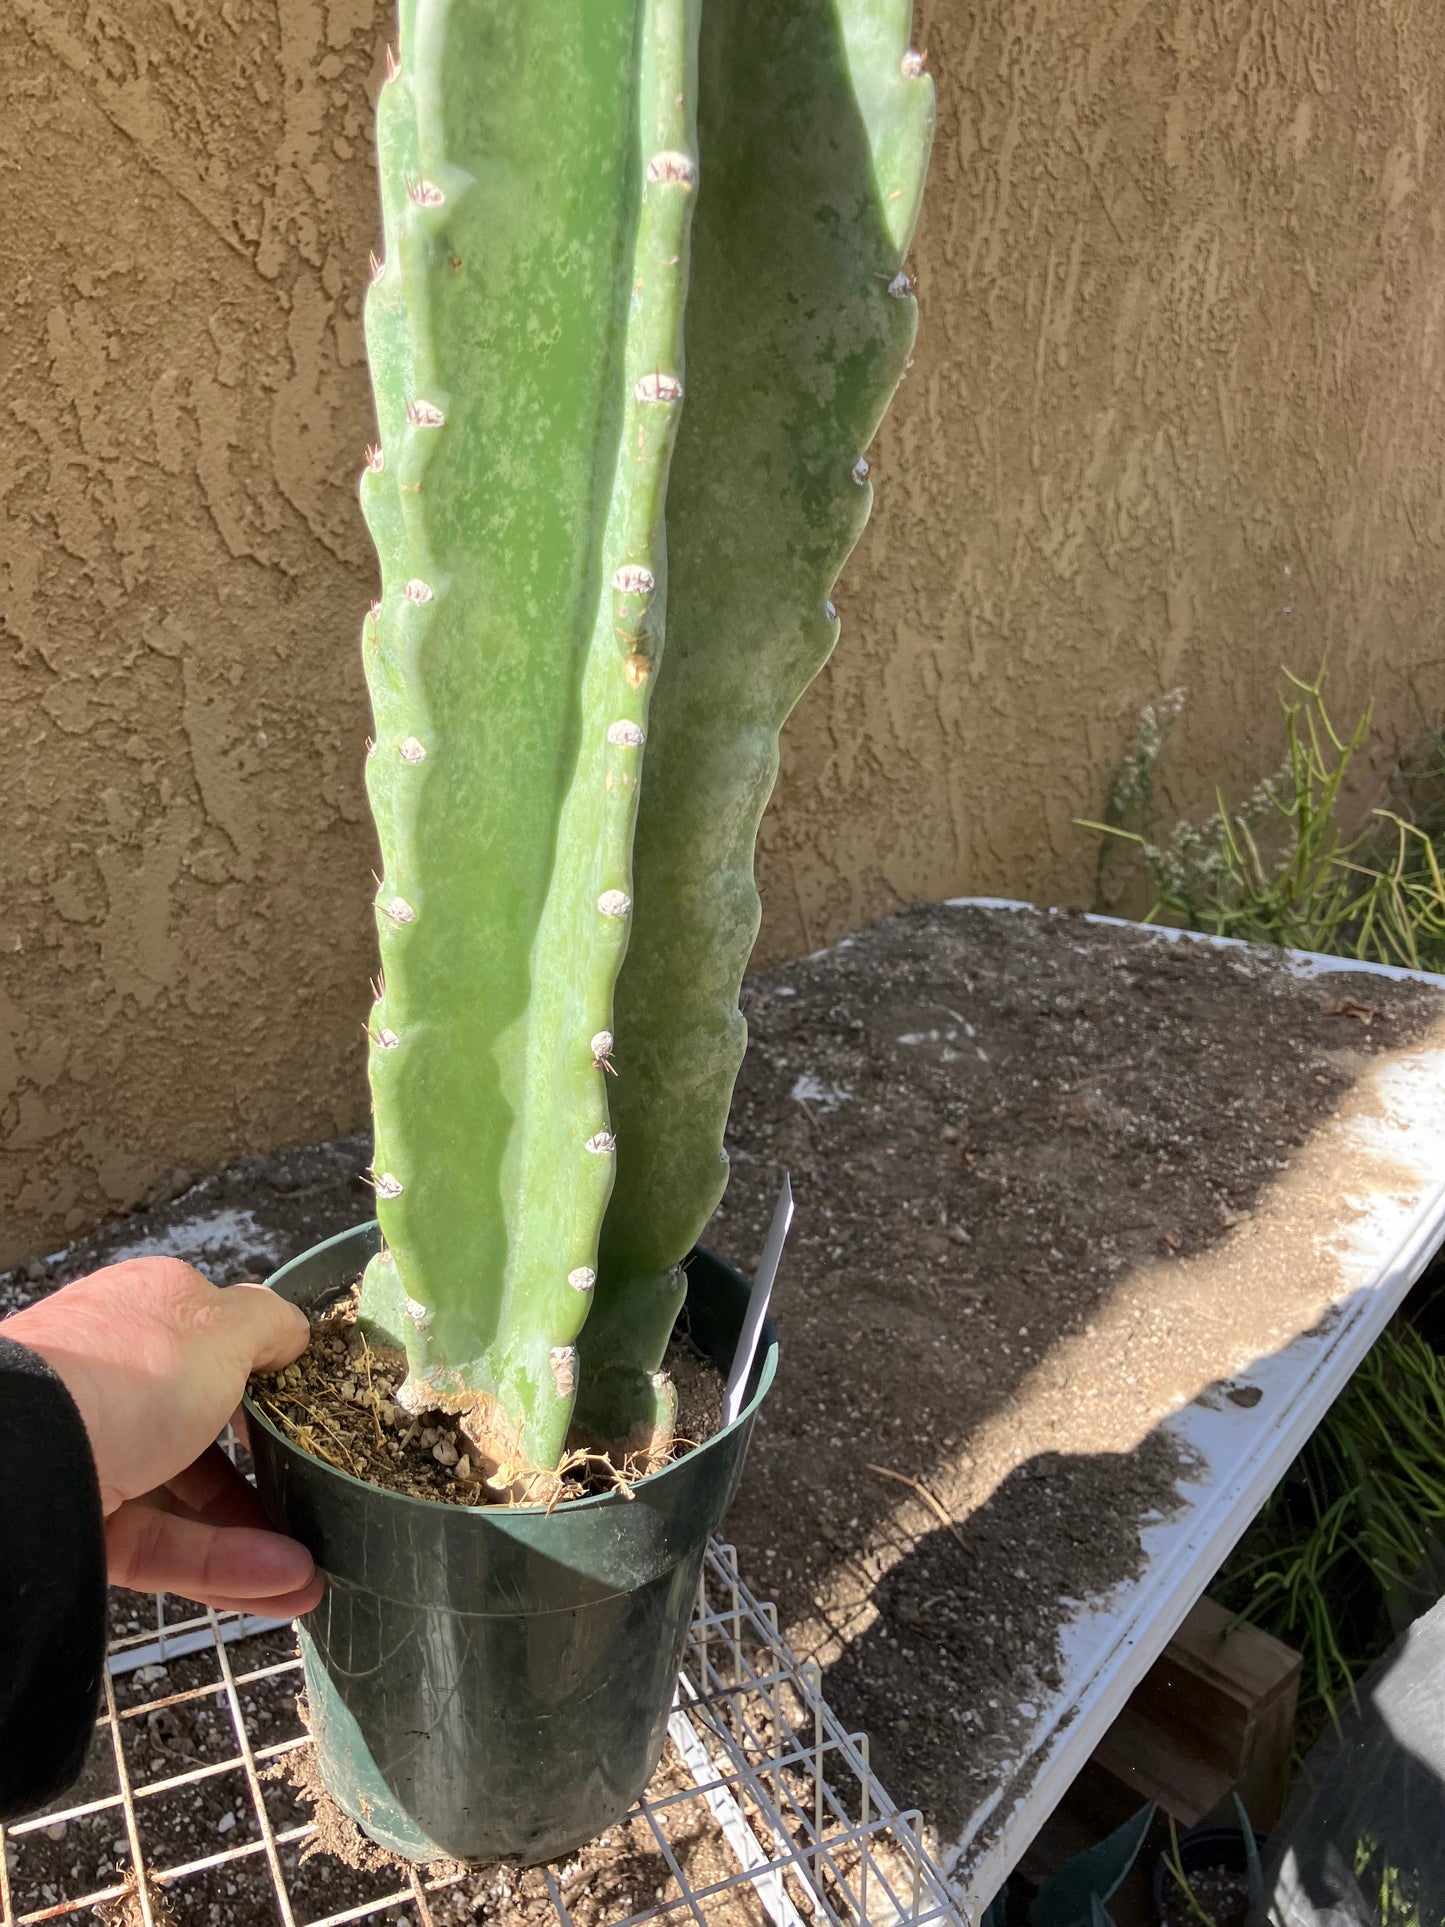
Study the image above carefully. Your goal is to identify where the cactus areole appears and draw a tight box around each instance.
[354,0,933,1496]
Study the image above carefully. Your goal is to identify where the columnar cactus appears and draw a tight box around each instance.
[357,0,932,1490]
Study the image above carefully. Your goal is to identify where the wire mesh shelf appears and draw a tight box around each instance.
[1,1542,963,1927]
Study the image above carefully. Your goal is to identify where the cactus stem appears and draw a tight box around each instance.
[582,0,932,1451]
[359,0,704,1477]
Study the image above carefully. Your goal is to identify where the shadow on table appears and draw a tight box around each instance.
[810,1432,1184,1851]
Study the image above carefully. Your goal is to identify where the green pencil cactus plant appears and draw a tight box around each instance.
[352,0,932,1496]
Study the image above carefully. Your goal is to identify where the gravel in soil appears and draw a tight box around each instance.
[10,901,1445,1907]
[249,1284,725,1507]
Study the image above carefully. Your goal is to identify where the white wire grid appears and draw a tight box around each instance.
[0,1542,963,1927]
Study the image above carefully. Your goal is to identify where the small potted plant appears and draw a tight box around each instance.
[246,0,932,1866]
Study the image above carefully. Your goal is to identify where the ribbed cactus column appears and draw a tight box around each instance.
[357,0,700,1489]
[577,0,934,1442]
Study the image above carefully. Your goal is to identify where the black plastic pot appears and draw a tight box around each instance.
[245,1222,777,1865]
[1152,1825,1266,1922]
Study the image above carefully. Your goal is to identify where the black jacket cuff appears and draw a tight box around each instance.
[0,1331,107,1819]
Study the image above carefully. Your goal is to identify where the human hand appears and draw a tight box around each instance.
[2,1258,323,1618]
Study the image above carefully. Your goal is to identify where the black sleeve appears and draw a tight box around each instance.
[0,1332,107,1820]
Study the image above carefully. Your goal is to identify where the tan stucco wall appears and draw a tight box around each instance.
[5,0,1445,1262]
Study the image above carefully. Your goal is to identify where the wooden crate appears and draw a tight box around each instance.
[1020,1595,1301,1895]
[1091,1594,1301,1827]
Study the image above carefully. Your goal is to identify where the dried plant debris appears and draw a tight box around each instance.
[251,1285,724,1509]
[94,1867,180,1927]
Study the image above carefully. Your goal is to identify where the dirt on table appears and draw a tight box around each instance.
[705,904,1445,1854]
[10,901,1445,1913]
[272,1730,826,1927]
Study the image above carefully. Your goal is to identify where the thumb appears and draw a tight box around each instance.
[107,1500,323,1614]
[217,1281,312,1374]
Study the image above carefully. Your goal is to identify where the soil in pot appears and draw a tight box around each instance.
[250,1279,725,1507]
[1155,1829,1263,1927]
[1158,1860,1251,1927]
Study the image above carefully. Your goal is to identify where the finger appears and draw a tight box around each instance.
[106,1501,318,1608]
[217,1282,312,1373]
[195,1578,325,1618]
[165,1444,269,1532]
[228,1406,251,1450]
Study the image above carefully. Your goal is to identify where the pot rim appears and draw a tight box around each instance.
[241,1220,778,1520]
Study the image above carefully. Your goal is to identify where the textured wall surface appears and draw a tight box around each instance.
[5,0,1445,1261]
[764,0,1445,947]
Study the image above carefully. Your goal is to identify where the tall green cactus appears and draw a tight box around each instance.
[356,0,932,1489]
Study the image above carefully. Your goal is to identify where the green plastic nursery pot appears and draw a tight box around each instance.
[245,1222,777,1866]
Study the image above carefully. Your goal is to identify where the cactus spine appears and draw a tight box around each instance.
[355,0,932,1488]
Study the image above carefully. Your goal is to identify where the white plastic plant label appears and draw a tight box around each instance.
[722,1173,793,1426]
